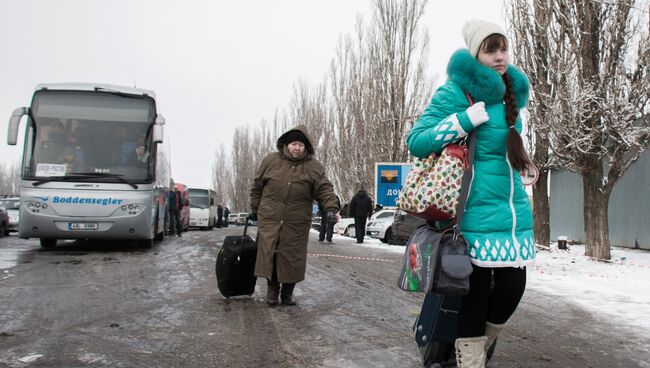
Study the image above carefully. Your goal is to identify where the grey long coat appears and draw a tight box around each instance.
[250,125,339,283]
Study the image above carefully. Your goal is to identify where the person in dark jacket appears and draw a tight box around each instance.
[348,188,373,243]
[223,206,230,227]
[168,187,183,237]
[250,125,339,306]
[318,195,341,243]
[339,202,350,218]
[216,204,224,228]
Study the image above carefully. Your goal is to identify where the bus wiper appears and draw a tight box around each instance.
[32,174,100,186]
[69,172,139,189]
[32,173,139,189]
[94,87,143,99]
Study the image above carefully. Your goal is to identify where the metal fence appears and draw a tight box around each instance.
[549,152,650,250]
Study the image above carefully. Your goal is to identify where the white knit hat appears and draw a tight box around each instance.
[462,19,508,57]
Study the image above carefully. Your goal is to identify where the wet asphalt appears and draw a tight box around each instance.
[0,227,647,368]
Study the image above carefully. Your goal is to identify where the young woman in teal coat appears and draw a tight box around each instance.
[408,20,535,367]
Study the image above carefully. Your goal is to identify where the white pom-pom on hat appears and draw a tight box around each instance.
[462,19,508,57]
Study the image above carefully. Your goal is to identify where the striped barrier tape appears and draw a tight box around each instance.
[309,253,396,263]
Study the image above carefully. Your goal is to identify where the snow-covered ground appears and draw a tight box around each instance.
[321,230,650,345]
[528,243,650,339]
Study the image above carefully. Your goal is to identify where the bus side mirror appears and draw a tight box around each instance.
[153,114,165,143]
[7,107,28,145]
[153,124,164,143]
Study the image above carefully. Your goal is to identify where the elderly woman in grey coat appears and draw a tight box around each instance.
[250,125,339,306]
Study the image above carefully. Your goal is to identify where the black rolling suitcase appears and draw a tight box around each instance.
[413,292,460,367]
[414,291,497,367]
[215,221,258,298]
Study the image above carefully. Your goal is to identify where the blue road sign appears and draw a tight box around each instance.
[374,163,413,208]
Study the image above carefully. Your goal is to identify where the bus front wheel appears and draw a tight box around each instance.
[40,238,57,248]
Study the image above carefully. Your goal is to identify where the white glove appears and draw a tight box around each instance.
[466,101,489,127]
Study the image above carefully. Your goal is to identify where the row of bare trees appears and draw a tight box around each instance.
[0,161,20,196]
[212,0,432,212]
[210,0,649,260]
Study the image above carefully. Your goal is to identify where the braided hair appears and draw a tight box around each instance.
[502,73,531,171]
[481,34,532,172]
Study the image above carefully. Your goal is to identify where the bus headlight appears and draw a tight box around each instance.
[119,204,144,216]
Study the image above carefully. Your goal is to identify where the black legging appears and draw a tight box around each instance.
[457,265,527,338]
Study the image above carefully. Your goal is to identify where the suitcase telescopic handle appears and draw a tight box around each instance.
[241,218,249,241]
[234,218,250,262]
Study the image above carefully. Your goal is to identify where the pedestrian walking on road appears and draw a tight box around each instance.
[407,19,536,367]
[348,188,373,244]
[216,204,224,228]
[318,196,340,243]
[250,125,339,306]
[223,206,230,227]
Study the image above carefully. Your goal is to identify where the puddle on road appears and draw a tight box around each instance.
[0,248,26,270]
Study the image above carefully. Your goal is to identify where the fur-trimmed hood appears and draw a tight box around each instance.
[447,49,530,108]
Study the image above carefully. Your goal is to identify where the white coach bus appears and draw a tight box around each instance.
[6,83,171,248]
[187,188,218,230]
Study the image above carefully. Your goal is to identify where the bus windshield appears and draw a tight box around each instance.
[188,190,209,208]
[24,90,156,182]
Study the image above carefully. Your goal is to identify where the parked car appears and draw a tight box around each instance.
[235,212,250,226]
[335,217,356,237]
[335,210,396,240]
[311,215,322,230]
[228,214,238,225]
[366,209,396,243]
[392,209,426,245]
[0,197,19,234]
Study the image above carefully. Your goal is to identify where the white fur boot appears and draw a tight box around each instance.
[455,336,487,368]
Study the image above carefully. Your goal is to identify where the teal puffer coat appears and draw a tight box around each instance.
[407,49,535,268]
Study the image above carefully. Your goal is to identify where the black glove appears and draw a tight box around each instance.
[249,210,257,221]
[326,211,336,224]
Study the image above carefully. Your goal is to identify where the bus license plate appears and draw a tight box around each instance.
[68,222,98,231]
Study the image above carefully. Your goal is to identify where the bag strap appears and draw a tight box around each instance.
[455,92,477,230]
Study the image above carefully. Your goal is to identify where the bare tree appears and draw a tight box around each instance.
[229,126,257,212]
[507,0,650,260]
[215,0,433,210]
[507,0,556,247]
[329,0,431,202]
[210,143,230,206]
[0,161,20,196]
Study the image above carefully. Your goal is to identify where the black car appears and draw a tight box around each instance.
[391,209,426,245]
[0,207,8,236]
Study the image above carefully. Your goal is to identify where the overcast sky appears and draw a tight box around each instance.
[0,0,504,189]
